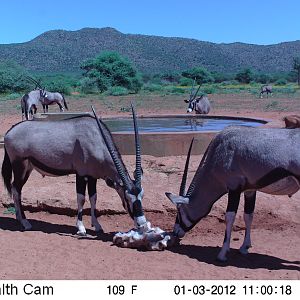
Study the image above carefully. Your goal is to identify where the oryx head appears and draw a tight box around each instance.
[184,78,201,113]
[91,104,145,223]
[165,138,194,237]
[26,76,47,99]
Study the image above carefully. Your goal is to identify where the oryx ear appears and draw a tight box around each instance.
[184,99,189,103]
[165,192,189,205]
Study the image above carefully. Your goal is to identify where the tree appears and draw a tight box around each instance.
[80,51,142,93]
[181,67,214,84]
[235,68,254,84]
[0,60,30,93]
[293,57,300,86]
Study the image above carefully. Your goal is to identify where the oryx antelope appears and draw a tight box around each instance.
[23,76,68,117]
[184,80,210,114]
[1,105,147,235]
[166,126,300,262]
[41,91,68,113]
[260,85,273,98]
[21,89,47,120]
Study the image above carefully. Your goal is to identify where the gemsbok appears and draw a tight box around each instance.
[184,80,210,114]
[166,126,300,261]
[260,85,273,98]
[1,105,148,235]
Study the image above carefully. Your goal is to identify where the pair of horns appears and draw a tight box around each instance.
[91,103,142,192]
[189,78,201,102]
[25,76,43,89]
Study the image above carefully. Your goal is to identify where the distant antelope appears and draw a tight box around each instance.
[2,105,148,235]
[166,127,300,262]
[260,85,272,98]
[21,89,47,120]
[184,80,211,114]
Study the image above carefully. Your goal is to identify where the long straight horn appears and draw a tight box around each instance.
[192,85,201,100]
[179,138,194,196]
[131,102,142,189]
[25,76,42,89]
[189,77,196,101]
[91,106,132,191]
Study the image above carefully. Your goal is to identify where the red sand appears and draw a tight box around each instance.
[0,98,299,280]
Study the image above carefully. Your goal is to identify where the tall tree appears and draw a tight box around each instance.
[293,57,300,86]
[80,51,142,92]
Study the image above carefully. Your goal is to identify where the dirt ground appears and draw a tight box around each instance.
[0,94,299,279]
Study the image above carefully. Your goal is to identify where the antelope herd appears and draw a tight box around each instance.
[1,76,298,263]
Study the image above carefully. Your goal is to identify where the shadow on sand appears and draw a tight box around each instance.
[1,216,299,272]
[168,243,300,272]
[0,216,115,243]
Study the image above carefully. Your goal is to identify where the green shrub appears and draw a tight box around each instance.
[275,78,288,85]
[4,92,22,100]
[179,77,194,86]
[79,77,99,94]
[106,86,129,96]
[143,83,163,92]
[202,86,216,94]
[165,86,186,94]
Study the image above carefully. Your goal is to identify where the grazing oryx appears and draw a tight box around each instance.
[1,105,147,235]
[21,89,47,120]
[166,126,300,262]
[260,84,273,98]
[184,80,211,114]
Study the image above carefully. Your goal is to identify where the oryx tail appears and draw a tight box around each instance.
[1,146,12,196]
[62,94,68,110]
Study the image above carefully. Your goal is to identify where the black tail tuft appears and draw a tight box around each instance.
[1,146,12,196]
[62,94,68,110]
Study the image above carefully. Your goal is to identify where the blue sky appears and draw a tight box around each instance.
[0,0,299,45]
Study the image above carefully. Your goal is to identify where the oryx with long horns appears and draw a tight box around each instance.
[166,126,300,262]
[184,79,211,114]
[22,76,68,119]
[2,104,148,234]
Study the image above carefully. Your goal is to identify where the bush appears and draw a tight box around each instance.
[0,60,31,93]
[182,67,214,84]
[81,51,142,93]
[143,83,163,92]
[79,77,99,94]
[179,77,194,86]
[235,68,254,84]
[275,78,288,85]
[202,86,216,94]
[106,86,129,96]
[165,86,186,94]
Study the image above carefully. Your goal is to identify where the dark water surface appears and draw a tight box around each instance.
[105,117,265,133]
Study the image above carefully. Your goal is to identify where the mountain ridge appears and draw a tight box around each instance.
[0,27,299,74]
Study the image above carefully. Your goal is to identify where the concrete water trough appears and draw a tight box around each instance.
[29,112,268,157]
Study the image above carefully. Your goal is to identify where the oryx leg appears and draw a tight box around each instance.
[42,104,46,113]
[217,189,241,262]
[76,174,87,235]
[87,177,103,233]
[11,160,33,230]
[239,191,256,254]
[58,102,64,112]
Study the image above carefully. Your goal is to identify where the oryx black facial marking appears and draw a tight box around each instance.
[165,126,300,262]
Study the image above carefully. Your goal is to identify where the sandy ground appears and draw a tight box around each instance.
[0,94,300,279]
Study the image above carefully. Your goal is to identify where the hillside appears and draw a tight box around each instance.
[0,27,299,74]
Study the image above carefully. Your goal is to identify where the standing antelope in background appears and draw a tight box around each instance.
[2,105,149,235]
[166,126,300,262]
[184,80,211,114]
[21,89,47,120]
[260,84,273,98]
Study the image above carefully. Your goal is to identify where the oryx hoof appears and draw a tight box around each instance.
[92,222,103,233]
[77,230,87,236]
[217,249,229,262]
[21,219,32,231]
[239,245,251,255]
